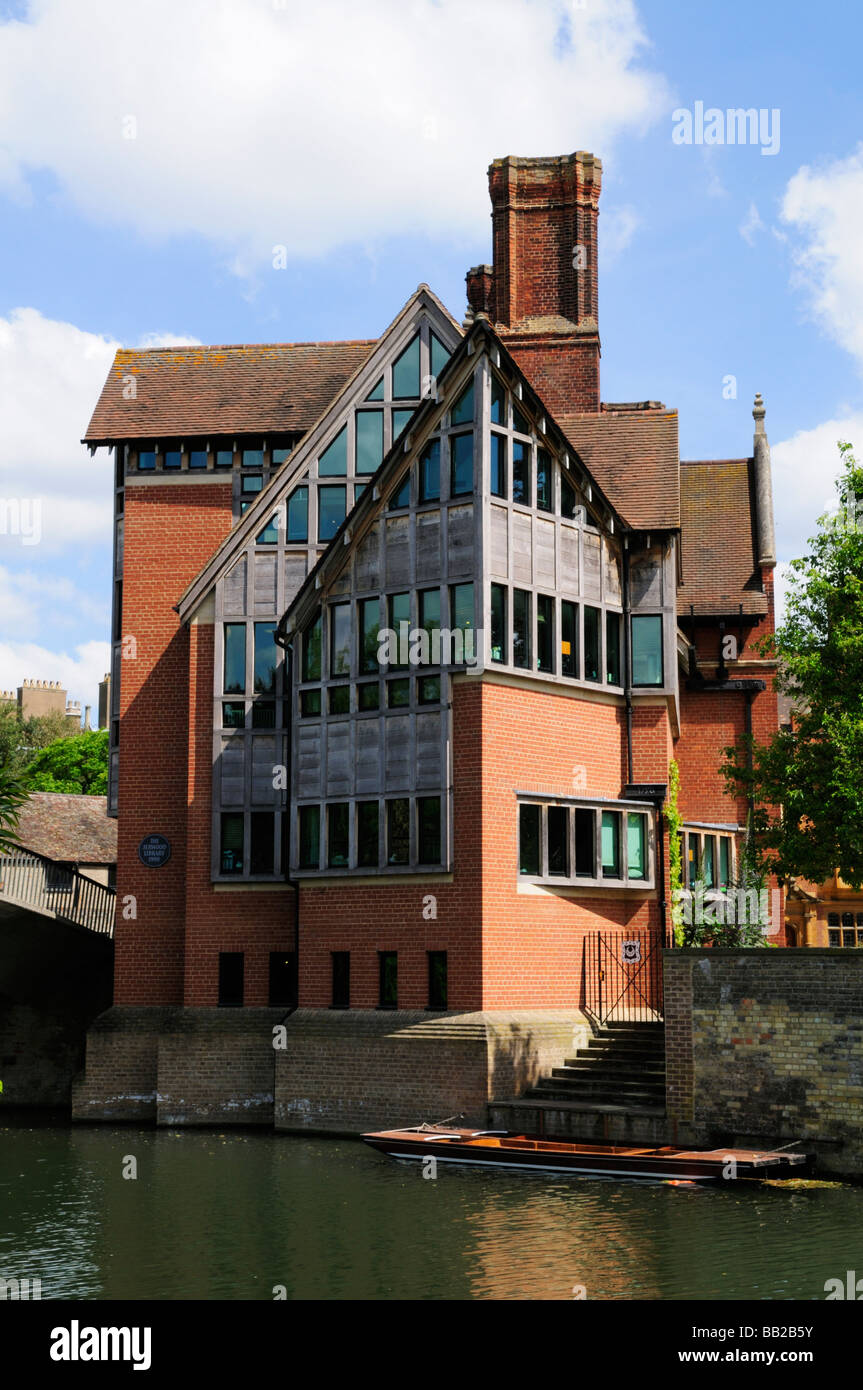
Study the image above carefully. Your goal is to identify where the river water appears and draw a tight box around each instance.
[1,1121,861,1301]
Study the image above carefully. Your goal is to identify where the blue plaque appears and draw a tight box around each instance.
[138,834,172,868]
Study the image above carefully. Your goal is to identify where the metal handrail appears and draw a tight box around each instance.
[0,845,115,937]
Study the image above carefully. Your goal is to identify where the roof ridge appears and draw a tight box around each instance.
[115,339,378,355]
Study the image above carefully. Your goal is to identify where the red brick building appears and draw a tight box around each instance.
[74,152,780,1130]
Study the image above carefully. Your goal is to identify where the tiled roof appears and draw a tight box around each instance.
[678,459,767,616]
[83,341,377,443]
[13,792,117,864]
[557,407,680,529]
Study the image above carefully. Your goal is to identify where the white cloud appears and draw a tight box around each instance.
[771,413,863,566]
[601,204,640,265]
[0,639,110,718]
[0,0,670,267]
[782,146,863,371]
[739,200,764,246]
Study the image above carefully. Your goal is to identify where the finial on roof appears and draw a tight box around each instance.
[753,392,766,435]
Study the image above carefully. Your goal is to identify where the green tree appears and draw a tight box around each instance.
[723,441,863,888]
[22,729,109,796]
[0,761,30,852]
[0,706,73,774]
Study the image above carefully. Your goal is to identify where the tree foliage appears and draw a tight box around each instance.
[723,441,863,888]
[0,706,74,774]
[22,729,109,796]
[0,761,30,853]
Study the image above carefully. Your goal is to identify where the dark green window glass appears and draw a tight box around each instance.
[220,813,244,875]
[243,449,264,468]
[379,951,398,1007]
[329,685,349,714]
[584,606,601,682]
[223,701,245,728]
[318,485,347,541]
[257,515,279,545]
[215,449,233,468]
[224,623,246,694]
[512,440,530,504]
[254,622,278,694]
[491,374,506,425]
[387,800,410,865]
[252,701,275,728]
[287,486,308,542]
[430,332,450,381]
[189,449,208,469]
[138,450,156,471]
[519,804,541,875]
[512,402,530,435]
[719,837,731,890]
[300,689,321,717]
[628,814,647,881]
[513,589,531,669]
[562,601,578,678]
[388,593,410,669]
[250,812,275,875]
[365,377,384,401]
[327,803,349,867]
[358,681,380,710]
[359,599,380,673]
[537,594,554,673]
[418,796,441,864]
[449,432,473,496]
[319,426,347,476]
[354,482,367,502]
[418,675,440,704]
[356,411,383,474]
[491,583,507,663]
[428,951,447,1009]
[299,806,320,870]
[536,449,552,511]
[632,614,663,687]
[601,811,621,878]
[330,603,351,676]
[451,380,474,426]
[419,588,440,644]
[164,449,181,469]
[302,613,322,682]
[332,952,350,1008]
[606,612,621,686]
[393,409,413,437]
[419,439,440,502]
[387,678,410,708]
[702,834,715,889]
[575,808,595,876]
[490,433,506,497]
[548,806,569,876]
[561,474,577,519]
[393,334,420,398]
[389,474,410,509]
[357,801,379,867]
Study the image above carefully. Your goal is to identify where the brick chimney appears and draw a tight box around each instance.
[466,151,602,415]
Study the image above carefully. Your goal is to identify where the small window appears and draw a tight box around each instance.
[252,701,275,728]
[332,952,350,1008]
[393,334,420,398]
[418,675,440,704]
[356,410,383,475]
[606,612,621,686]
[318,485,347,541]
[366,377,384,402]
[298,806,320,870]
[490,583,507,663]
[601,811,621,878]
[513,589,531,669]
[268,953,295,1008]
[358,681,380,711]
[327,804,349,868]
[512,440,530,504]
[243,448,264,469]
[393,409,414,438]
[627,814,646,881]
[490,432,506,497]
[387,800,410,865]
[451,379,474,426]
[223,701,245,729]
[319,426,347,476]
[449,432,473,497]
[584,606,601,683]
[512,401,530,435]
[254,622,278,694]
[703,835,716,889]
[257,515,279,545]
[548,806,569,876]
[389,473,410,509]
[302,613,322,683]
[138,449,156,471]
[561,601,578,679]
[430,332,450,382]
[242,473,263,495]
[379,951,398,1008]
[215,449,233,468]
[387,678,410,708]
[329,685,350,714]
[828,929,841,947]
[300,689,321,717]
[220,813,244,875]
[250,812,275,875]
[224,623,246,695]
[561,474,577,520]
[536,449,552,511]
[419,587,441,648]
[419,439,441,502]
[687,833,700,890]
[491,374,506,426]
[218,952,244,1007]
[359,598,380,674]
[519,803,541,875]
[272,446,293,465]
[330,603,351,677]
[718,837,731,889]
[632,615,663,687]
[428,951,447,1010]
[418,796,441,865]
[163,449,181,470]
[575,808,595,876]
[357,802,379,868]
[286,486,308,542]
[189,449,208,469]
[537,594,554,673]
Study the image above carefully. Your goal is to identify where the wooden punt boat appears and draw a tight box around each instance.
[361,1126,812,1183]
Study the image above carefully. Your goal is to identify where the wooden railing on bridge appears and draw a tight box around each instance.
[0,848,115,937]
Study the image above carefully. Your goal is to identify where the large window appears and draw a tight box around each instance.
[387,799,410,865]
[537,594,554,673]
[632,615,663,687]
[302,613,322,683]
[286,487,308,542]
[299,806,320,869]
[330,604,351,677]
[356,411,383,474]
[519,799,652,886]
[318,485,347,541]
[491,584,507,664]
[419,440,440,502]
[254,623,278,693]
[584,607,601,683]
[224,624,246,694]
[680,827,734,892]
[359,599,380,674]
[513,589,531,669]
[450,432,473,497]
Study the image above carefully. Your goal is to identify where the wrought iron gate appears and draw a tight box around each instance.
[583,929,664,1023]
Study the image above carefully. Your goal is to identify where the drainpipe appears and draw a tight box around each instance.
[276,631,300,1012]
[622,538,634,785]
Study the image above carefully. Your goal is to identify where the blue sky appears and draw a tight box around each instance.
[0,0,860,711]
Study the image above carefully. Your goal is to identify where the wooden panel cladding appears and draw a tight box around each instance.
[224,556,248,616]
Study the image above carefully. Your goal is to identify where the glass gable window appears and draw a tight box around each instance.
[419,440,440,502]
[512,440,530,504]
[298,806,320,870]
[253,622,278,694]
[319,426,347,476]
[393,409,413,438]
[393,334,420,398]
[224,624,246,694]
[537,594,554,673]
[302,613,322,683]
[451,380,474,426]
[389,473,410,509]
[513,589,531,669]
[330,603,351,677]
[356,411,383,474]
[257,515,279,545]
[318,485,347,541]
[286,486,308,542]
[632,615,663,687]
[491,583,507,664]
[584,606,601,683]
[491,374,506,426]
[430,332,449,382]
[366,377,384,402]
[490,433,506,497]
[449,432,473,497]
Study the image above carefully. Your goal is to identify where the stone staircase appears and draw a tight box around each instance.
[522,1020,666,1115]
